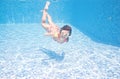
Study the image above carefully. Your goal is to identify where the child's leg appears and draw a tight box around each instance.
[41,1,50,23]
[46,12,53,25]
[41,10,51,32]
[42,10,47,23]
[41,1,50,31]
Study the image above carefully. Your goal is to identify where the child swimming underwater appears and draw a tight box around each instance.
[41,1,72,44]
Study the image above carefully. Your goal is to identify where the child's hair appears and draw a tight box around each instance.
[60,25,72,36]
[60,25,72,42]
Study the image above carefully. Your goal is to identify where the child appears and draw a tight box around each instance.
[41,1,72,43]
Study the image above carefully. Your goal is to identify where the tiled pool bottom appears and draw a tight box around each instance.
[0,24,120,79]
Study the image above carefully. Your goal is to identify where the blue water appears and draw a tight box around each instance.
[0,0,120,47]
[0,0,120,79]
[71,0,120,47]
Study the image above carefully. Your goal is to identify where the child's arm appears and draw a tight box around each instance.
[44,32,53,36]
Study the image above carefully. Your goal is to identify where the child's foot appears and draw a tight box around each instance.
[41,1,50,12]
[44,1,50,10]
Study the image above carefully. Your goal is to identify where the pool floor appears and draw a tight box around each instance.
[0,24,120,79]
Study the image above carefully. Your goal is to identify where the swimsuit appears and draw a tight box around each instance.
[53,33,67,43]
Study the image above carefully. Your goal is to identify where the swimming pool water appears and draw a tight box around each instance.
[0,0,120,79]
[0,0,120,47]
[0,24,120,79]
